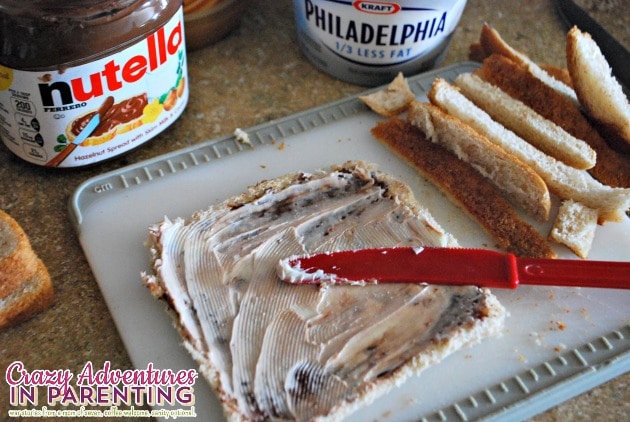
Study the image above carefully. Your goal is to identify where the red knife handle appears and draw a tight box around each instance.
[517,257,630,290]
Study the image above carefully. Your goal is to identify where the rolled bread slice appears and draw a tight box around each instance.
[549,200,598,259]
[475,53,630,188]
[428,78,630,223]
[453,73,596,170]
[567,26,630,152]
[407,100,550,222]
[476,23,579,105]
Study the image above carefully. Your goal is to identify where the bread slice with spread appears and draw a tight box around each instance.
[66,93,148,147]
[142,161,506,421]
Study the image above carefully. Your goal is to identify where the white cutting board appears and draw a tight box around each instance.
[70,63,630,421]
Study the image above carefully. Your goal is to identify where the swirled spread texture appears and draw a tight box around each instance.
[142,162,505,421]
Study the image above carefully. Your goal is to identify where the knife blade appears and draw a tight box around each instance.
[555,0,629,89]
[46,96,114,167]
[278,247,630,290]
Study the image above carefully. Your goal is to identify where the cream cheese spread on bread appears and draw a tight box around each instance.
[143,162,506,421]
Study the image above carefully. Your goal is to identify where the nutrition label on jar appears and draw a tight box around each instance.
[0,79,48,163]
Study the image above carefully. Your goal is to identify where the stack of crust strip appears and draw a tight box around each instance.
[474,53,630,188]
[0,209,53,330]
[438,76,629,221]
[465,24,630,257]
[371,116,555,258]
[362,75,556,258]
[361,23,630,259]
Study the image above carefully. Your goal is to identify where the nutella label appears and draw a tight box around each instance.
[0,7,188,167]
[294,0,466,85]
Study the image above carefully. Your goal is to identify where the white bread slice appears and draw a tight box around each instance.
[549,200,598,259]
[477,23,579,105]
[567,26,630,150]
[359,72,415,117]
[428,78,630,223]
[407,100,551,222]
[453,73,596,170]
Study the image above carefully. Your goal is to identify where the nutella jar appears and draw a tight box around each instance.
[0,0,188,167]
[294,0,467,86]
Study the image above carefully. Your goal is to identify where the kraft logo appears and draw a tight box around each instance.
[353,1,401,14]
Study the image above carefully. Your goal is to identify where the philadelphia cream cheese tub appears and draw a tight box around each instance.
[293,0,467,86]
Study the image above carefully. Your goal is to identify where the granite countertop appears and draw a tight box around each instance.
[1,0,628,420]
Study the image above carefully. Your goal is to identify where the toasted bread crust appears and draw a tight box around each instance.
[477,23,578,104]
[426,76,630,223]
[476,54,630,188]
[540,64,573,87]
[372,117,555,258]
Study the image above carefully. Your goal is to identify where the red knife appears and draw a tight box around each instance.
[277,247,630,289]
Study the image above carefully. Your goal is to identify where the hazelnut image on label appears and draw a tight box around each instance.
[163,89,178,111]
[177,77,186,98]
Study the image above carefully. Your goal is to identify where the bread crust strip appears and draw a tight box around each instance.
[567,26,630,154]
[452,72,596,170]
[475,23,579,105]
[429,77,630,223]
[407,100,550,222]
[476,54,630,188]
[371,117,555,258]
